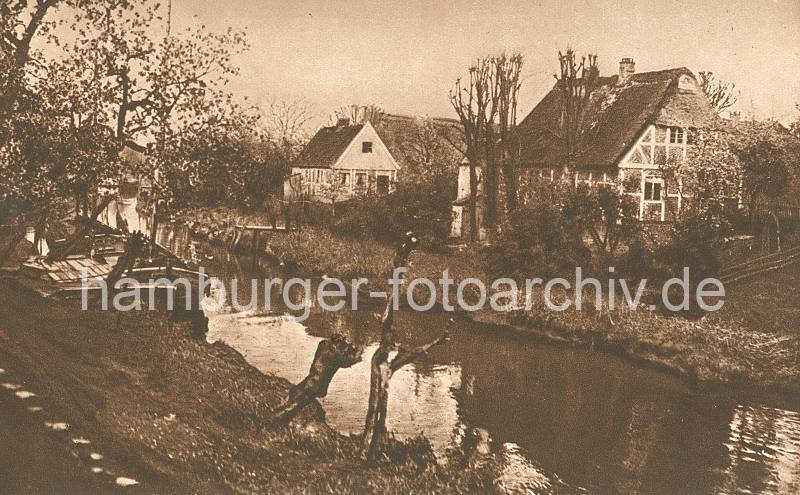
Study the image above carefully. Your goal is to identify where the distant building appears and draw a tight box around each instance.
[286,119,399,200]
[286,113,463,203]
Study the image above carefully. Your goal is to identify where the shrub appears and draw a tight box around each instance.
[484,201,589,281]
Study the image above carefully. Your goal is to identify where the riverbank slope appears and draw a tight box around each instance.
[176,207,800,397]
[0,277,501,493]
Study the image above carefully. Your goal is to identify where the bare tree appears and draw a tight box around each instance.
[331,104,384,126]
[262,97,314,160]
[492,53,524,213]
[451,53,525,232]
[698,71,739,114]
[450,58,493,240]
[360,232,449,462]
[554,49,599,170]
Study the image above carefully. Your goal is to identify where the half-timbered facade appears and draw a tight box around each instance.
[451,58,720,238]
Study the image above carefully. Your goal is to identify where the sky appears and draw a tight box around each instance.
[169,0,800,127]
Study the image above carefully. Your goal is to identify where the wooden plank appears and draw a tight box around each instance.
[67,259,85,271]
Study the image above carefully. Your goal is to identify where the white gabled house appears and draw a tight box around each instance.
[285,119,399,200]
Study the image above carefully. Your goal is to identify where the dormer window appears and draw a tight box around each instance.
[669,127,684,144]
[678,75,697,92]
[362,141,373,153]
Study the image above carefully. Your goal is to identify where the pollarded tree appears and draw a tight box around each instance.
[451,53,525,231]
[554,49,599,169]
[450,58,493,240]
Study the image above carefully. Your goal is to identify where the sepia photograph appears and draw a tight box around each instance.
[0,0,799,493]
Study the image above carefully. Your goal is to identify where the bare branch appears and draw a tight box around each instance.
[698,71,739,114]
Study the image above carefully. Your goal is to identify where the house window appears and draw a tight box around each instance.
[339,172,350,186]
[362,141,373,153]
[355,173,366,187]
[644,177,664,201]
[669,127,684,144]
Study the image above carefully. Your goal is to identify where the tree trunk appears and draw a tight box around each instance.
[502,162,518,213]
[468,163,478,242]
[748,190,761,235]
[31,206,49,256]
[46,197,113,262]
[270,334,360,428]
[105,232,144,288]
[359,232,449,462]
[149,196,159,256]
[485,166,497,228]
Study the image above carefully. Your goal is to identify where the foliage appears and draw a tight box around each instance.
[737,139,790,218]
[164,123,289,210]
[791,103,800,139]
[562,182,640,267]
[656,206,725,281]
[663,124,742,226]
[1,0,259,238]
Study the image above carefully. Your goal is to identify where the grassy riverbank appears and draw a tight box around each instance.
[0,278,503,493]
[177,207,800,396]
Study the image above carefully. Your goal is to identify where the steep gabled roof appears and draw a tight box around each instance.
[295,123,365,169]
[516,67,716,169]
[296,113,465,170]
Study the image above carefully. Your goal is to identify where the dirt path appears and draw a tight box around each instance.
[0,390,123,494]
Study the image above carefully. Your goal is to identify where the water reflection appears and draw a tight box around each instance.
[157,222,800,494]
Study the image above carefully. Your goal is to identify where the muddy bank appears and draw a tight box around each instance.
[0,277,510,493]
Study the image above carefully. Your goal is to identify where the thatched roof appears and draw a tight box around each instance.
[296,113,465,170]
[374,113,464,169]
[294,123,365,169]
[516,68,716,169]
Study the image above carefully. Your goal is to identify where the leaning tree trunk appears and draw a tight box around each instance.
[270,334,360,428]
[360,232,450,462]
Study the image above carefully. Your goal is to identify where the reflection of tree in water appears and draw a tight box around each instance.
[720,405,800,494]
[165,231,800,494]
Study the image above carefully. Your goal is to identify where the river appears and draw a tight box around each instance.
[127,205,800,494]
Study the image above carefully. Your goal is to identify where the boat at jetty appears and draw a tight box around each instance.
[16,217,202,308]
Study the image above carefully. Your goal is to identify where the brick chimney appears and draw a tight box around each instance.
[619,57,635,83]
